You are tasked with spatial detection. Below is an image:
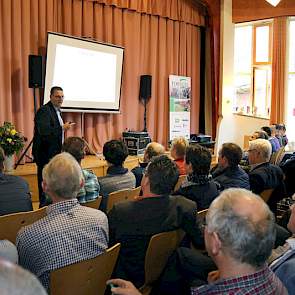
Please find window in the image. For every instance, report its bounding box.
[286,19,295,142]
[233,22,272,118]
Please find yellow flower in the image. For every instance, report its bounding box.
[7,138,12,143]
[10,129,16,135]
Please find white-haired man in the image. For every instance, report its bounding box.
[192,188,287,294]
[248,139,285,212]
[16,153,108,291]
[108,188,288,294]
[131,141,165,187]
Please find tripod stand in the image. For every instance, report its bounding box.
[15,87,38,169]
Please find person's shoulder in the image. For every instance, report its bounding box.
[112,199,137,213]
[169,194,196,208]
[16,215,47,242]
[82,168,97,179]
[13,175,29,187]
[80,205,107,220]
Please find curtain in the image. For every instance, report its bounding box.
[0,0,203,153]
[270,17,287,124]
[85,0,205,26]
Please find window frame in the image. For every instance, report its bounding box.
[233,20,273,119]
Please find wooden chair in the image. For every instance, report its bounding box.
[174,175,187,192]
[50,243,121,295]
[139,229,185,295]
[106,186,141,213]
[81,196,102,209]
[197,209,208,221]
[260,189,274,203]
[270,147,285,166]
[0,207,47,243]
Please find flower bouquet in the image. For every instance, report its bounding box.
[0,122,25,156]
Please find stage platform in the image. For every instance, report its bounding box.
[9,155,143,207]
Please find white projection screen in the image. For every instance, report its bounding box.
[44,32,124,113]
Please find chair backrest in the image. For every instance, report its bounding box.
[197,209,208,221]
[81,196,102,209]
[50,243,121,295]
[270,147,285,165]
[143,229,185,288]
[0,207,47,243]
[174,175,187,192]
[274,147,285,166]
[107,186,141,213]
[260,189,274,203]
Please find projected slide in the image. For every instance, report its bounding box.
[44,32,124,113]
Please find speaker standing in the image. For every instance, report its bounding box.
[32,86,74,207]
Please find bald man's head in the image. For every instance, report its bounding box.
[205,188,275,268]
[143,142,165,162]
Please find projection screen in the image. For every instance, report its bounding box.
[44,32,124,113]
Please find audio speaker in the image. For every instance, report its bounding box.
[29,55,43,88]
[139,75,152,100]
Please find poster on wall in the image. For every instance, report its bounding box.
[169,75,191,141]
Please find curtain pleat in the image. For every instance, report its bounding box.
[0,0,201,153]
[270,17,287,124]
[85,0,205,26]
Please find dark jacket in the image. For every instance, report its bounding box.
[131,162,148,187]
[0,173,32,215]
[249,162,285,212]
[174,176,220,210]
[211,166,250,190]
[108,195,202,287]
[280,157,295,197]
[32,101,62,167]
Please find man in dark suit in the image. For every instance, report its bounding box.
[108,155,203,288]
[32,86,73,207]
[248,138,285,213]
[0,147,32,215]
[211,143,250,190]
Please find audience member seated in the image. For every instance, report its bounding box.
[281,156,295,197]
[274,124,283,147]
[62,136,100,204]
[108,155,203,288]
[98,140,136,211]
[174,144,220,210]
[170,137,188,175]
[108,188,288,295]
[211,143,250,190]
[252,130,269,140]
[262,126,280,153]
[0,240,18,264]
[269,199,295,292]
[279,124,288,146]
[0,259,47,295]
[248,139,285,213]
[16,152,108,291]
[131,142,165,187]
[191,188,287,294]
[0,147,32,216]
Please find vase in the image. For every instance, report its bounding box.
[4,155,15,172]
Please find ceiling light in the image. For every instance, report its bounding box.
[265,0,281,6]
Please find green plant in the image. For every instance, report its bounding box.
[0,122,25,156]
